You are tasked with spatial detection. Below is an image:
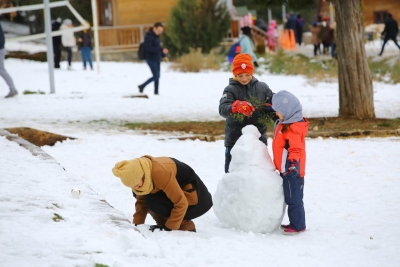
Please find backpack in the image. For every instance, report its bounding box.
[138,42,146,60]
[227,37,243,63]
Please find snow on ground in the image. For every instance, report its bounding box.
[0,59,399,132]
[2,128,399,266]
[4,41,47,54]
[1,57,400,266]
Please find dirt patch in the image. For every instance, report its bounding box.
[125,117,400,137]
[5,127,76,147]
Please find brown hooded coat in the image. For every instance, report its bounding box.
[133,156,212,230]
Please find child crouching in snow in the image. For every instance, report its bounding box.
[271,90,309,235]
[219,53,274,173]
[112,155,213,232]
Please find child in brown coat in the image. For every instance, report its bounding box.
[112,155,213,232]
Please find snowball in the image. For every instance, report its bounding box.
[213,125,285,233]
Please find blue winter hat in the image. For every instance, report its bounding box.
[271,90,303,124]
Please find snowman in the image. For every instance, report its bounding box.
[213,125,285,233]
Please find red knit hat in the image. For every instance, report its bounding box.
[232,54,254,76]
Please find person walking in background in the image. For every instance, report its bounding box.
[296,14,304,46]
[51,18,62,69]
[285,13,297,44]
[77,23,93,70]
[267,20,278,52]
[239,26,258,67]
[378,13,400,56]
[0,23,18,98]
[330,21,337,58]
[138,22,168,95]
[318,17,331,55]
[310,21,321,56]
[60,19,76,70]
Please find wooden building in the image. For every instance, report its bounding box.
[96,0,178,51]
[362,0,400,25]
[97,0,178,26]
[94,0,264,52]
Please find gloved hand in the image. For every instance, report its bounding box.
[231,100,255,117]
[262,103,275,113]
[149,225,171,232]
[284,159,299,178]
[253,61,259,67]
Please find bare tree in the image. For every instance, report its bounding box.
[334,0,375,118]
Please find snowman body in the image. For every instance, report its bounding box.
[213,125,285,233]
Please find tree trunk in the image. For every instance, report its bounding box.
[334,0,375,118]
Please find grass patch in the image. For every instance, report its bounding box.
[377,122,392,127]
[258,49,400,84]
[52,203,60,209]
[368,57,400,84]
[5,51,47,62]
[260,48,337,83]
[95,264,109,267]
[52,213,64,222]
[125,121,227,135]
[172,48,223,72]
[123,117,400,136]
[23,90,45,95]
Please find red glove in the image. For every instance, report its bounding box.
[231,100,255,117]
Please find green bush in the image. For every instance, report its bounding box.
[162,0,231,58]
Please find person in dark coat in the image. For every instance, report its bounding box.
[285,13,298,44]
[296,14,304,46]
[112,155,213,232]
[138,22,169,95]
[378,13,400,56]
[51,19,62,69]
[219,54,274,173]
[0,23,18,98]
[318,17,331,55]
[77,24,93,70]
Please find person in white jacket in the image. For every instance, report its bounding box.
[60,19,76,70]
[239,26,258,67]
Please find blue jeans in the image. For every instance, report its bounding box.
[224,146,233,173]
[331,43,336,58]
[65,47,72,66]
[81,47,93,68]
[282,175,306,230]
[140,59,160,94]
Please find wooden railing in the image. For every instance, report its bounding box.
[97,24,269,52]
[98,24,153,52]
[251,25,268,46]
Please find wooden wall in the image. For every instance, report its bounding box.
[115,0,179,25]
[363,0,400,25]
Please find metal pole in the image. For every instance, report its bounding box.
[282,5,286,23]
[329,2,334,23]
[91,0,101,73]
[268,8,272,23]
[43,0,55,94]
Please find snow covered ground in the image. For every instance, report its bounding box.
[2,130,400,266]
[1,57,400,266]
[0,59,399,132]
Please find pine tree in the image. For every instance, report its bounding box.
[163,0,231,57]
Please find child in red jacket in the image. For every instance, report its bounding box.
[271,90,309,235]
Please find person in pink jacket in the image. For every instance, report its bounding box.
[267,20,277,52]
